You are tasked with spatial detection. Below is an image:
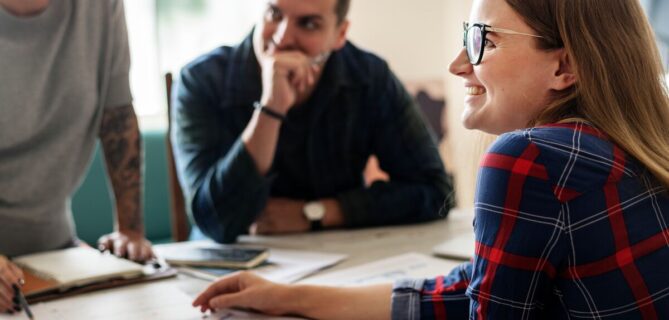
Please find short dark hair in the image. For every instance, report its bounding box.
[335,0,350,24]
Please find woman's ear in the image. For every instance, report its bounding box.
[551,49,577,90]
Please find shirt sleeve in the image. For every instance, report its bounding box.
[103,0,132,109]
[171,64,271,244]
[391,262,472,320]
[337,68,455,227]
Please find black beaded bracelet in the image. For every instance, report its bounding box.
[253,101,286,121]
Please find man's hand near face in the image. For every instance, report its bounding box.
[240,48,325,176]
[259,51,321,113]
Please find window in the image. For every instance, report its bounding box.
[123,0,265,129]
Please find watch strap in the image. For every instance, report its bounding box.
[310,220,323,231]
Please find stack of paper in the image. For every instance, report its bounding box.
[300,252,462,286]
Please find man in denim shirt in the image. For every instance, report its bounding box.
[172,0,454,244]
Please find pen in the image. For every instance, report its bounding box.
[13,285,33,320]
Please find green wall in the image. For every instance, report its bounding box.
[71,130,175,244]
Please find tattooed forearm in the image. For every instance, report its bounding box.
[99,104,144,234]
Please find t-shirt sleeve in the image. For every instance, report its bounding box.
[103,0,132,109]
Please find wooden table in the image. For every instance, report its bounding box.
[6,208,474,319]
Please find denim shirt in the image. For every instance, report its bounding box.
[172,32,454,243]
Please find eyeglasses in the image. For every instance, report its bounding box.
[463,22,543,65]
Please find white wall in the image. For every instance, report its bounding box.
[346,0,445,81]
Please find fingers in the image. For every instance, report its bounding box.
[139,243,155,262]
[272,53,319,94]
[192,272,243,308]
[98,233,154,262]
[254,220,273,235]
[208,291,247,311]
[248,223,259,236]
[0,262,22,297]
[114,239,153,262]
[127,242,138,261]
[252,212,274,235]
[112,237,128,259]
[6,263,23,285]
[97,234,113,252]
[193,274,281,316]
[0,261,22,314]
[0,285,12,313]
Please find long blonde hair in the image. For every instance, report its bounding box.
[506,0,669,190]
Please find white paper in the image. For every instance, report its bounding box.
[252,248,347,283]
[211,309,304,319]
[300,252,462,286]
[155,241,347,284]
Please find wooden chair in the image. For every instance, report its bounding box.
[165,73,190,242]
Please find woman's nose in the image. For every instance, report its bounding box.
[449,48,473,77]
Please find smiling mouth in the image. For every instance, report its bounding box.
[466,86,486,96]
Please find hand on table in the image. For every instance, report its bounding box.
[97,230,154,262]
[193,272,289,316]
[249,198,308,235]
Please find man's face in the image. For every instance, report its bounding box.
[254,0,349,61]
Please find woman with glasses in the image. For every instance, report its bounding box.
[192,0,669,318]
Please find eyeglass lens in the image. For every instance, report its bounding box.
[466,25,483,64]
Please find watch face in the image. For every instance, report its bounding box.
[304,202,325,221]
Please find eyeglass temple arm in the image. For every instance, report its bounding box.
[485,26,543,38]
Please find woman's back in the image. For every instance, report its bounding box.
[470,122,669,318]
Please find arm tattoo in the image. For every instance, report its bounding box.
[99,104,143,234]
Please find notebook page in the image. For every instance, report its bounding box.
[14,247,144,285]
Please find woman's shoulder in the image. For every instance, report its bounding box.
[491,123,631,202]
[494,122,613,159]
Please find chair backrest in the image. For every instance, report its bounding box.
[165,72,190,242]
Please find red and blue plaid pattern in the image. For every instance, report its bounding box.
[414,123,669,319]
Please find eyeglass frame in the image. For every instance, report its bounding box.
[463,22,544,66]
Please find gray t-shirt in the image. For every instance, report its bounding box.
[0,0,132,256]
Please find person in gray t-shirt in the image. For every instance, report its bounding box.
[0,0,153,312]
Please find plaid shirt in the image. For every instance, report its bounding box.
[172,32,453,244]
[393,123,669,319]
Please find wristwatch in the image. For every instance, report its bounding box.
[303,201,325,231]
